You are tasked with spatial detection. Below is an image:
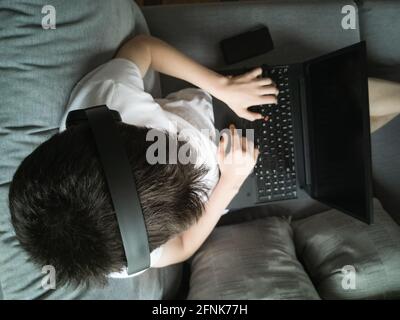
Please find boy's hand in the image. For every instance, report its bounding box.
[218,124,260,193]
[213,67,279,121]
[155,125,259,268]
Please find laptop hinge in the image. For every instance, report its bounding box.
[299,75,313,191]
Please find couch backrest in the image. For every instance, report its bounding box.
[0,0,169,300]
[143,0,361,95]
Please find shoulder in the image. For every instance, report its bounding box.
[60,59,171,132]
[75,58,144,92]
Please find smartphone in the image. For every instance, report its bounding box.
[220,26,274,65]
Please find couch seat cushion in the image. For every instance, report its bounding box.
[293,199,400,299]
[188,217,320,299]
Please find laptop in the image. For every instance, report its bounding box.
[213,41,373,224]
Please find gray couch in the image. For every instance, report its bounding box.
[0,0,399,300]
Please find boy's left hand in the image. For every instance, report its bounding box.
[213,67,279,121]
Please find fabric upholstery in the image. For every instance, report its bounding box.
[0,0,172,300]
[2,0,399,300]
[188,217,320,300]
[358,0,400,82]
[293,199,400,299]
[143,0,360,96]
[190,199,400,300]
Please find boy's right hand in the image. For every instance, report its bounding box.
[212,67,278,121]
[217,124,259,193]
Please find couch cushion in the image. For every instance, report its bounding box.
[188,217,320,300]
[358,0,400,82]
[293,199,400,299]
[0,0,171,300]
[143,0,360,96]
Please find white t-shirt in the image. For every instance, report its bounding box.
[59,58,219,274]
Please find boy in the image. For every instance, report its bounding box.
[9,34,399,285]
[9,35,278,285]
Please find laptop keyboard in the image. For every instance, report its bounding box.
[254,65,297,201]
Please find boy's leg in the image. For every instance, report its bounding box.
[368,78,400,132]
[370,113,399,133]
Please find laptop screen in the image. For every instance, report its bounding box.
[305,42,373,223]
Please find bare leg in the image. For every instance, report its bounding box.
[370,113,399,133]
[368,77,400,133]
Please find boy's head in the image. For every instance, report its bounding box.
[9,123,208,286]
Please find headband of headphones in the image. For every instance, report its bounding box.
[66,105,150,275]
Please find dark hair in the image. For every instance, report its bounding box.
[8,123,209,286]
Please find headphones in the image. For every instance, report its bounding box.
[66,105,150,275]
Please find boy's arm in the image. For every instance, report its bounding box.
[116,34,223,93]
[116,34,278,121]
[153,125,258,267]
[153,175,239,267]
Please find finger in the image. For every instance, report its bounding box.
[242,135,258,160]
[241,109,264,122]
[218,135,226,161]
[220,131,230,153]
[230,124,241,151]
[241,136,249,152]
[255,78,273,86]
[261,95,278,104]
[243,67,263,80]
[243,136,256,154]
[258,86,280,96]
[254,146,260,161]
